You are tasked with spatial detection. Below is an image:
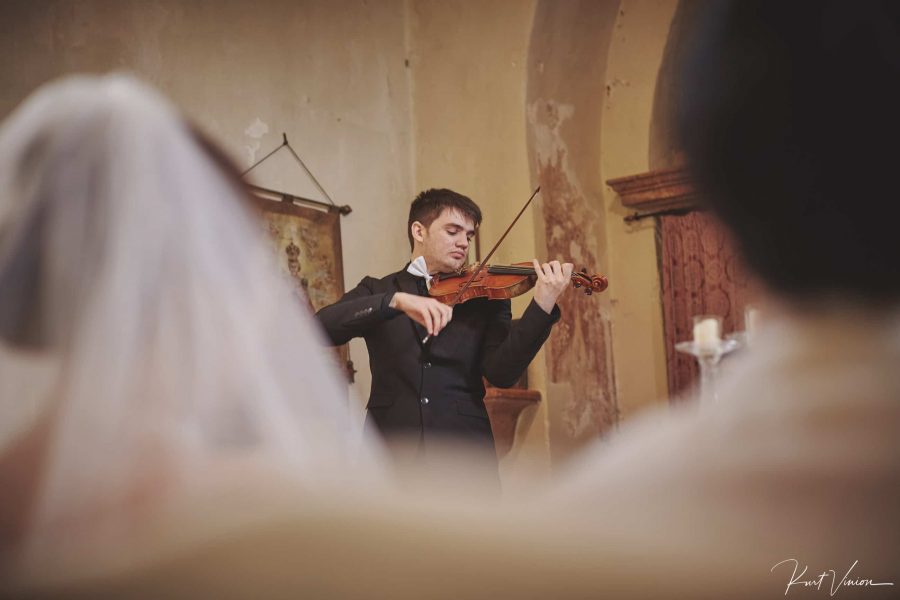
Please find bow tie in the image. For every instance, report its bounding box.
[407,256,433,290]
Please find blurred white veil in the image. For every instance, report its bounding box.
[0,75,384,575]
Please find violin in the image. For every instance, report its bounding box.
[420,186,608,342]
[428,262,608,305]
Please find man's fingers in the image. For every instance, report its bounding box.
[405,297,453,337]
[549,260,562,279]
[428,305,437,332]
[532,259,547,282]
[425,301,452,336]
[421,307,434,336]
[430,304,445,335]
[536,259,550,281]
[562,262,574,278]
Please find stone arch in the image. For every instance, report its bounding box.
[525,0,679,462]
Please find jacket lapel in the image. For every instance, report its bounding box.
[393,267,428,346]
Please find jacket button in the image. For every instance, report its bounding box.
[424,362,432,368]
[421,397,430,405]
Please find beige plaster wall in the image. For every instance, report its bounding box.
[601,0,678,418]
[408,0,537,268]
[0,0,415,424]
[406,0,551,484]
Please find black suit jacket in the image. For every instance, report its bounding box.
[314,266,560,453]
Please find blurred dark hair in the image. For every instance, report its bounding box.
[676,0,900,302]
[188,124,257,204]
[407,188,481,251]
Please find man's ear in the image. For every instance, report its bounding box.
[411,221,426,243]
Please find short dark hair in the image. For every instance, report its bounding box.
[676,0,900,303]
[407,188,482,251]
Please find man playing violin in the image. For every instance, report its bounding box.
[315,188,572,475]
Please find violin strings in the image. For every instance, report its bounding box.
[487,265,587,277]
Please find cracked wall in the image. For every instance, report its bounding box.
[526,0,621,463]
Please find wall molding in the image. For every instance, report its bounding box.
[606,165,699,214]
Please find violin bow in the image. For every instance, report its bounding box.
[422,186,540,344]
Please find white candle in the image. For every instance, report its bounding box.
[745,306,759,345]
[693,316,721,352]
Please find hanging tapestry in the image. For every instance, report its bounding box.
[250,192,353,382]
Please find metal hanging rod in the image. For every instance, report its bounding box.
[624,206,702,223]
[242,132,349,215]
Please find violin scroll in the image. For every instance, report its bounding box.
[572,268,609,295]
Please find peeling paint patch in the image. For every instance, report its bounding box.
[528,98,617,439]
[244,140,261,166]
[243,118,270,165]
[245,117,269,139]
[569,240,584,263]
[604,78,630,98]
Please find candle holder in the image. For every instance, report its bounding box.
[675,336,742,405]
